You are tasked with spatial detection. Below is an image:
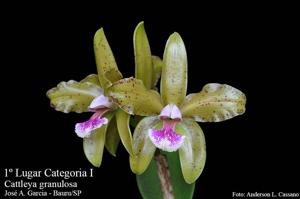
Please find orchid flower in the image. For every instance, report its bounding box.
[47,28,134,167]
[46,21,246,199]
[108,33,246,184]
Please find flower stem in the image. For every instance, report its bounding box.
[155,153,174,199]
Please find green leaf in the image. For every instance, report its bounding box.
[137,152,195,199]
[136,158,164,199]
[134,21,152,89]
[161,32,187,107]
[46,75,102,113]
[94,28,122,90]
[165,152,195,199]
[177,119,206,184]
[115,109,133,156]
[105,116,120,156]
[151,56,163,89]
[181,83,246,122]
[83,112,114,167]
[108,77,163,116]
[130,116,159,174]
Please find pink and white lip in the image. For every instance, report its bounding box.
[148,104,185,152]
[75,94,113,138]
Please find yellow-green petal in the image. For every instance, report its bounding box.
[181,83,246,122]
[177,119,206,184]
[105,116,120,157]
[46,75,102,113]
[94,28,122,91]
[151,55,163,89]
[161,32,187,106]
[83,112,114,167]
[130,116,159,174]
[134,21,152,89]
[108,77,163,116]
[116,109,133,156]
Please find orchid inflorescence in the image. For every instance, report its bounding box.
[47,21,246,198]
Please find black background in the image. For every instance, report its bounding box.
[2,4,298,199]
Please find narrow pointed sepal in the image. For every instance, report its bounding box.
[151,56,163,89]
[94,28,122,90]
[134,21,152,89]
[105,116,120,156]
[115,109,133,156]
[161,32,187,107]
